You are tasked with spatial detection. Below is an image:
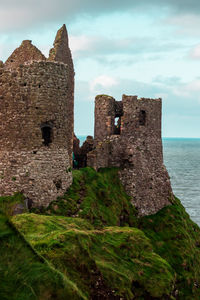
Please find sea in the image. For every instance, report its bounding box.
[163,138,200,226]
[78,136,200,226]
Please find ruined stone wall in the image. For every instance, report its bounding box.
[0,61,73,206]
[94,95,116,145]
[49,25,74,161]
[5,40,46,70]
[73,135,94,168]
[88,94,173,216]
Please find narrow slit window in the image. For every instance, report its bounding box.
[114,117,121,135]
[41,125,52,146]
[139,110,146,126]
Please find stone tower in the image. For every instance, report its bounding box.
[88,94,173,216]
[0,25,74,207]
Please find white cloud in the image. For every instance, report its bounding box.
[90,75,118,94]
[70,35,95,58]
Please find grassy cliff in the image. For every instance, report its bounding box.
[1,168,200,299]
[13,213,175,299]
[0,194,86,300]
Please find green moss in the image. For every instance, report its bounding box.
[0,212,85,300]
[0,192,26,216]
[139,197,200,299]
[45,167,138,228]
[13,213,93,237]
[96,94,114,99]
[13,213,175,299]
[2,168,200,299]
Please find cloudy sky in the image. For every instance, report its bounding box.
[0,0,200,137]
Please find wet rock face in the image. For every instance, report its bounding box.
[0,26,74,207]
[87,94,173,216]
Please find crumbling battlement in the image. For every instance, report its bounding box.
[87,94,173,216]
[0,25,74,207]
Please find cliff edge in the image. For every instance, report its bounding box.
[1,168,200,300]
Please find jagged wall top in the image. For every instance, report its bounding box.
[48,24,74,161]
[5,40,46,70]
[87,94,173,216]
[48,24,74,69]
[3,24,74,72]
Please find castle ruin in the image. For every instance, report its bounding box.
[86,95,173,216]
[0,25,74,207]
[0,25,173,215]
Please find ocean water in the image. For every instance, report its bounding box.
[163,138,200,226]
[78,136,200,226]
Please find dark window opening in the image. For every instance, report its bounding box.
[114,116,121,135]
[53,179,62,190]
[139,110,146,126]
[41,125,52,146]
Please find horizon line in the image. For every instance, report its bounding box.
[76,135,200,139]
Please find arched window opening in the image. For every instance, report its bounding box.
[114,116,121,135]
[139,110,146,126]
[41,125,53,146]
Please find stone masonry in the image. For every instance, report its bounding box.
[87,94,173,216]
[0,25,74,207]
[1,24,172,215]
